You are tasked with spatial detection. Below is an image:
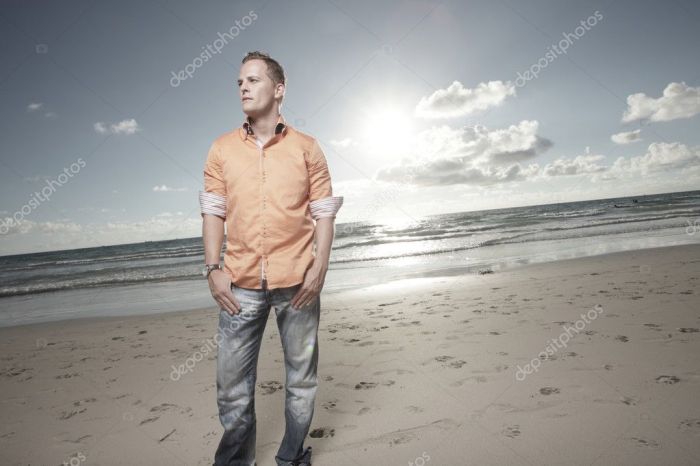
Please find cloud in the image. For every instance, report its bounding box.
[610,142,700,175]
[94,118,140,135]
[544,143,700,180]
[329,138,357,149]
[36,222,83,233]
[415,80,516,119]
[622,82,700,123]
[611,129,642,144]
[543,154,607,177]
[153,185,188,192]
[375,120,551,186]
[378,160,540,186]
[27,102,56,118]
[374,101,700,186]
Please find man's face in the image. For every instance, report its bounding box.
[237,59,283,117]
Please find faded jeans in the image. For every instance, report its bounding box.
[213,282,319,466]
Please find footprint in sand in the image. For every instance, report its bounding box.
[432,355,466,368]
[502,425,521,438]
[389,433,414,445]
[59,408,87,420]
[655,375,680,384]
[434,355,454,362]
[355,381,377,390]
[615,335,629,343]
[378,301,401,307]
[358,406,378,415]
[539,387,560,395]
[322,400,337,410]
[354,380,395,390]
[620,396,638,406]
[150,403,192,415]
[309,427,335,438]
[630,437,661,449]
[372,368,414,376]
[405,405,424,413]
[678,328,699,333]
[679,419,700,434]
[258,381,283,394]
[73,397,97,407]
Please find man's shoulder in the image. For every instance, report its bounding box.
[286,126,320,150]
[210,129,243,148]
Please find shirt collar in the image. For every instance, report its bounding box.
[240,114,287,140]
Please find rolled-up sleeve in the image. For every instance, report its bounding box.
[307,139,343,220]
[200,141,227,219]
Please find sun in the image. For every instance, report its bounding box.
[361,105,415,157]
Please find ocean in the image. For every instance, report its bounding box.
[1,190,699,327]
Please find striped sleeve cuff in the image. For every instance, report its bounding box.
[199,191,227,219]
[309,196,343,220]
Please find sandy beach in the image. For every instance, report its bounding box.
[1,243,699,465]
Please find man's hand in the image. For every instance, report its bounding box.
[208,270,241,315]
[291,261,327,309]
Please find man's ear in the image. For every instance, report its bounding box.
[275,82,285,99]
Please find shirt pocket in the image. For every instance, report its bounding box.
[271,155,309,209]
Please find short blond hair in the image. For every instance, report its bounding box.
[242,51,286,85]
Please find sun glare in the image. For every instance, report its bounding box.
[361,106,415,157]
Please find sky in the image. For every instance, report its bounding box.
[1,0,699,255]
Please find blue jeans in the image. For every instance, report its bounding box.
[213,282,319,466]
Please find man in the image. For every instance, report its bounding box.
[199,51,343,466]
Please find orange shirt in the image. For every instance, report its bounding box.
[199,115,343,290]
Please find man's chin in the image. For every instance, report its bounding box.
[242,104,260,114]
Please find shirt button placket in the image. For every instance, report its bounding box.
[257,138,267,288]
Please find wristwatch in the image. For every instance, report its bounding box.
[203,263,222,278]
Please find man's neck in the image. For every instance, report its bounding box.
[247,112,280,143]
